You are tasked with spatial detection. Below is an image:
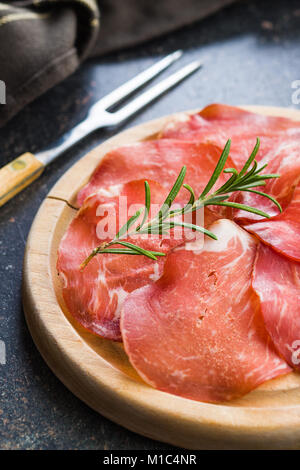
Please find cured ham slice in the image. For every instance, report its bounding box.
[252,243,300,369]
[57,180,185,341]
[121,219,290,403]
[161,103,300,170]
[230,138,300,223]
[161,104,300,221]
[77,140,234,206]
[244,182,300,261]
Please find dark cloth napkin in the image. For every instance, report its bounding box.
[0,0,235,127]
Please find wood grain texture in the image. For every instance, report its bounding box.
[23,106,300,449]
[0,152,44,207]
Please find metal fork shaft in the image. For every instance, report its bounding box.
[36,111,114,165]
[113,60,203,124]
[37,52,184,165]
[89,50,182,115]
[36,57,202,166]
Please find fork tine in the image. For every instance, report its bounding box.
[90,50,183,114]
[112,60,203,124]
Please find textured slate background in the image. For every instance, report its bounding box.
[0,0,299,450]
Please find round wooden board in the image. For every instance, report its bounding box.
[23,106,300,450]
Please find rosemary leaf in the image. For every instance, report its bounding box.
[239,137,260,176]
[202,195,229,205]
[200,139,231,198]
[223,168,239,175]
[98,249,143,255]
[169,183,195,218]
[231,181,266,191]
[215,170,238,194]
[242,189,282,212]
[115,241,163,260]
[182,183,196,206]
[212,201,271,218]
[157,165,187,220]
[254,163,268,173]
[136,180,151,231]
[166,221,218,240]
[101,248,166,256]
[115,207,143,239]
[254,174,281,180]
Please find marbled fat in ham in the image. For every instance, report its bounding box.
[121,220,291,403]
[58,104,299,402]
[57,180,185,341]
[244,182,300,261]
[252,243,300,369]
[161,104,300,221]
[77,140,234,206]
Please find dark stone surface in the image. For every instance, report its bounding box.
[0,0,299,450]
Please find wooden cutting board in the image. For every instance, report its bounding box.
[23,106,300,450]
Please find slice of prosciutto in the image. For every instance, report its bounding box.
[230,137,300,223]
[252,243,300,369]
[161,104,300,221]
[57,179,185,341]
[77,140,234,206]
[161,103,300,170]
[244,181,300,261]
[121,219,290,403]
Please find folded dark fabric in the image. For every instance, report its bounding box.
[0,0,99,126]
[95,0,236,56]
[0,0,236,127]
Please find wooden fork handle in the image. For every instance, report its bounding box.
[0,153,44,207]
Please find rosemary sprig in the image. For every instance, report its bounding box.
[80,138,281,269]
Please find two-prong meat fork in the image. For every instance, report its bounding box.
[0,51,202,207]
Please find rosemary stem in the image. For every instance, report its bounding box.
[80,138,282,269]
